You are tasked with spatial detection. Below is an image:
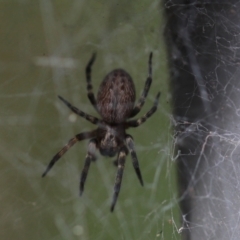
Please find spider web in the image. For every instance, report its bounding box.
[165,1,240,240]
[0,1,180,240]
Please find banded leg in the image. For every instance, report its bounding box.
[127,92,160,128]
[58,96,99,125]
[111,146,128,212]
[86,53,98,111]
[125,135,144,186]
[80,139,97,195]
[42,131,96,177]
[130,52,153,118]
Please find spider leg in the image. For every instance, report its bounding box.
[58,95,99,125]
[42,131,96,177]
[79,139,97,195]
[127,92,160,128]
[130,52,153,118]
[125,134,144,186]
[111,146,128,212]
[86,53,98,111]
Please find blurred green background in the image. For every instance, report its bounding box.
[0,1,180,239]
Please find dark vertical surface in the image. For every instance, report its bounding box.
[164,1,240,239]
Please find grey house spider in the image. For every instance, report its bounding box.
[42,52,160,211]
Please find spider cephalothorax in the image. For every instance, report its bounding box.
[96,125,124,157]
[42,52,160,211]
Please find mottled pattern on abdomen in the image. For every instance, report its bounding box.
[97,69,136,123]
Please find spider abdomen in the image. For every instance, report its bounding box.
[97,69,136,123]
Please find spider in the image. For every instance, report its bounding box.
[42,52,160,212]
